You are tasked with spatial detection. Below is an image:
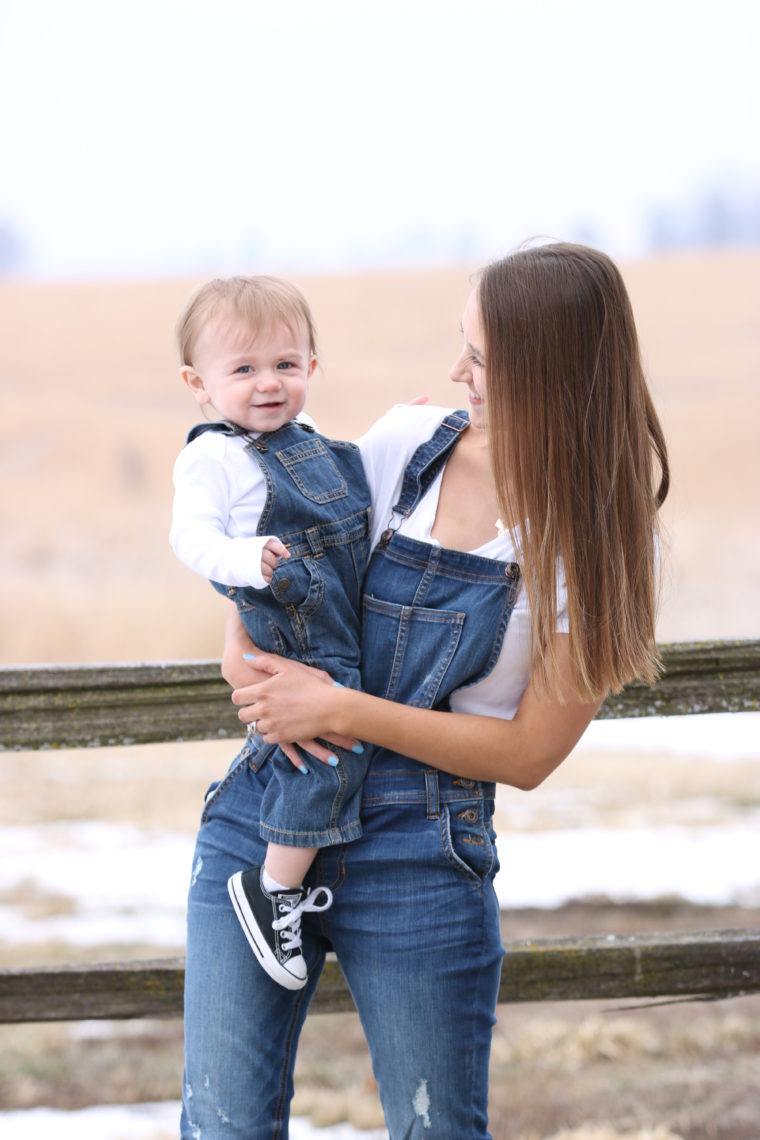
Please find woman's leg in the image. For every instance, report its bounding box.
[181,754,329,1139]
[321,795,503,1140]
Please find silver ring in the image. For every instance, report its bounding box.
[247,719,258,739]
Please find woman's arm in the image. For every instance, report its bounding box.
[222,600,259,688]
[234,634,602,791]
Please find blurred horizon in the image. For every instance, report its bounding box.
[1,0,758,283]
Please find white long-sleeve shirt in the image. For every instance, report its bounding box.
[170,430,278,589]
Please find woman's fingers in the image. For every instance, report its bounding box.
[259,736,354,770]
[320,731,365,755]
[295,739,341,765]
[235,652,332,690]
[279,742,310,774]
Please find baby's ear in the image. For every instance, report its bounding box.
[180,365,211,405]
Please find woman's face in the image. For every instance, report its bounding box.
[449,289,487,430]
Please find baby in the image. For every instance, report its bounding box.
[170,276,372,989]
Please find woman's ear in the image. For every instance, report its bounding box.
[180,365,212,405]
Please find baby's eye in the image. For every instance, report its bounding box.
[235,365,254,374]
[276,361,295,370]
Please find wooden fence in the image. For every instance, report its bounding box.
[1,639,759,1024]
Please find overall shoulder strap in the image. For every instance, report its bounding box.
[185,418,313,449]
[185,420,238,445]
[390,410,470,521]
[242,419,314,454]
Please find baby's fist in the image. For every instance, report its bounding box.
[260,538,290,583]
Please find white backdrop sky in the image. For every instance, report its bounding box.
[1,0,758,279]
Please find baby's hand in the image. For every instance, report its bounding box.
[260,538,290,583]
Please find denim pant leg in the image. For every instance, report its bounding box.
[181,755,328,1139]
[320,795,503,1140]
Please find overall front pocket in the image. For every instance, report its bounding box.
[361,595,465,708]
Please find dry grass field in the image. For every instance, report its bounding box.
[1,251,759,1137]
[1,249,759,665]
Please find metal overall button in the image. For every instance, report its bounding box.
[277,579,290,592]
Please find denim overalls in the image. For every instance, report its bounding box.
[182,412,523,1140]
[189,417,372,847]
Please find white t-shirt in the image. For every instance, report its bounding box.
[356,404,569,721]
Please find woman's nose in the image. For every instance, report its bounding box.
[449,350,469,383]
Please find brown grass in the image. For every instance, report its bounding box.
[1,250,759,665]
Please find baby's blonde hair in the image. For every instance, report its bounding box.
[176,275,318,366]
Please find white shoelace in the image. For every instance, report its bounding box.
[272,886,334,952]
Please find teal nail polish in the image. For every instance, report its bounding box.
[333,680,344,687]
[327,755,339,767]
[351,743,365,755]
[243,652,257,661]
[298,764,309,775]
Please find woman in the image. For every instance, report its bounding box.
[181,242,669,1139]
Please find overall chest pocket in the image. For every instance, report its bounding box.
[361,595,465,709]
[275,439,349,504]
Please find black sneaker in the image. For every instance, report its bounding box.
[227,867,333,990]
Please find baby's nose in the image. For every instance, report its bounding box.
[257,369,281,389]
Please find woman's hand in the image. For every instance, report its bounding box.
[222,603,362,770]
[232,653,363,770]
[232,653,350,747]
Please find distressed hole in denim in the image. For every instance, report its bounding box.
[191,856,204,886]
[413,1078,432,1128]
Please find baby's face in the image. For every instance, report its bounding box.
[185,315,315,433]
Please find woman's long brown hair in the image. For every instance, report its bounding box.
[479,242,669,700]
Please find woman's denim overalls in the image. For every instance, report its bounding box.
[189,417,372,847]
[182,412,523,1140]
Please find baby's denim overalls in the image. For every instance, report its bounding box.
[182,412,523,1140]
[188,417,372,847]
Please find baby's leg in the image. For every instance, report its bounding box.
[264,842,317,889]
[228,842,331,991]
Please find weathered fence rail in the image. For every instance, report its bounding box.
[1,640,758,752]
[1,639,758,1024]
[1,930,759,1024]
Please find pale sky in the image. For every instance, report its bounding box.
[1,0,758,279]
